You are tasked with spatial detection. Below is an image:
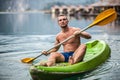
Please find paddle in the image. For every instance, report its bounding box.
[21,8,117,63]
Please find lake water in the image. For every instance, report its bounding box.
[0,0,120,80]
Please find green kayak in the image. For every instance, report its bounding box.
[30,40,111,80]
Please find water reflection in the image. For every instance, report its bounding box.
[0,13,29,35]
[0,13,58,35]
[0,12,120,35]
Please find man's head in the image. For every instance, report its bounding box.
[57,14,69,28]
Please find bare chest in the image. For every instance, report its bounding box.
[58,33,80,45]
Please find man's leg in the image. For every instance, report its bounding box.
[69,44,86,64]
[40,52,64,66]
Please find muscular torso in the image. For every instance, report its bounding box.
[56,27,80,52]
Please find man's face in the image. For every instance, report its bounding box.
[57,16,68,28]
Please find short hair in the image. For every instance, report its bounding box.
[58,14,66,17]
[57,14,68,20]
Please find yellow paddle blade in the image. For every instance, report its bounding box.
[94,8,117,26]
[21,54,43,63]
[89,8,117,27]
[21,58,34,63]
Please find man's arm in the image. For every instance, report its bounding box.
[73,28,91,39]
[80,31,91,39]
[42,36,61,55]
[47,39,61,53]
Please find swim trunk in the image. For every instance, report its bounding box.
[61,51,74,62]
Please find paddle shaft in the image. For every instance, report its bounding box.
[33,26,91,60]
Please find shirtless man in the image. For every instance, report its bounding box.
[41,15,91,66]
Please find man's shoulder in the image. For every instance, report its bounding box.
[56,32,62,38]
[70,27,80,31]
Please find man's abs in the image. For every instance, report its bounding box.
[63,43,80,52]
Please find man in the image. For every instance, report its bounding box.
[41,15,91,66]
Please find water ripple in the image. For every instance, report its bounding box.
[0,34,120,80]
[80,59,120,80]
